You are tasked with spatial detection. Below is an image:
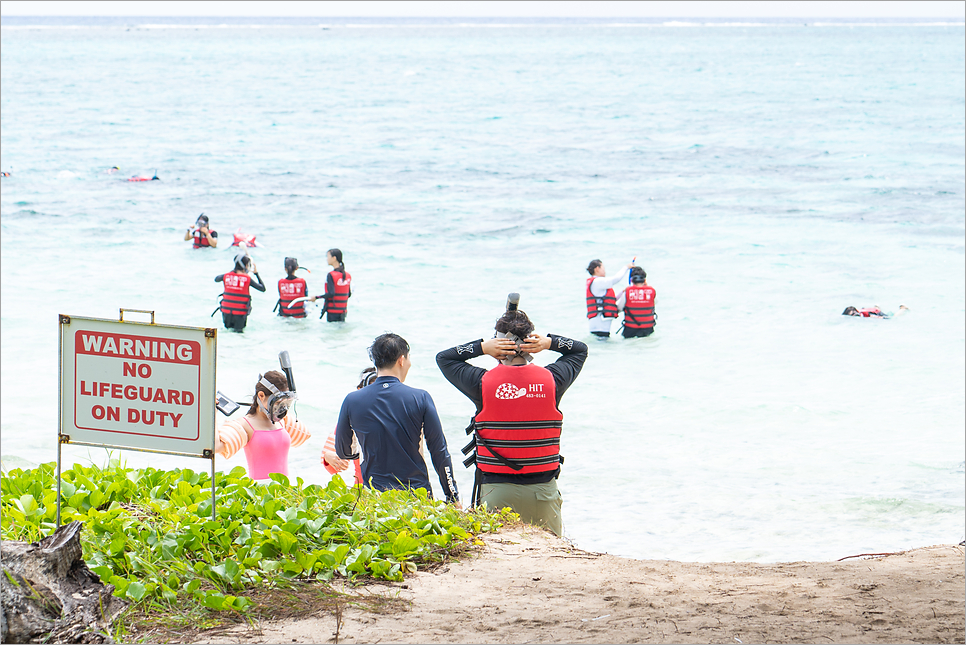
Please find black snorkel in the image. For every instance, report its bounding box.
[278,350,296,392]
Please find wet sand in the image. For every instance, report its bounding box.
[199,527,965,644]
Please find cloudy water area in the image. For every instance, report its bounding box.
[1,17,963,563]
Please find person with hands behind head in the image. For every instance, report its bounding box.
[215,253,265,332]
[215,370,311,481]
[436,305,588,536]
[334,333,460,505]
[185,213,218,248]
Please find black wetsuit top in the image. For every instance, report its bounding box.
[335,376,459,502]
[435,335,588,485]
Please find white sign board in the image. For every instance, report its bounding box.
[59,315,216,457]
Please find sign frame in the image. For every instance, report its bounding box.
[57,310,218,524]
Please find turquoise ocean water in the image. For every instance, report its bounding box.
[1,17,963,563]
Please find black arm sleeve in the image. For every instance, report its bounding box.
[544,335,589,406]
[214,274,225,283]
[436,340,487,412]
[250,273,266,292]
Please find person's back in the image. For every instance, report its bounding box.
[620,267,656,337]
[339,376,435,491]
[335,333,459,503]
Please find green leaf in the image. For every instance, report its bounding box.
[125,581,147,601]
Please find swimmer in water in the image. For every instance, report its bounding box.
[843,306,889,318]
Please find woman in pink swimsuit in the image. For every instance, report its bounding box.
[215,370,310,480]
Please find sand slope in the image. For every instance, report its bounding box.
[200,528,965,644]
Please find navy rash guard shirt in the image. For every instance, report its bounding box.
[335,376,459,502]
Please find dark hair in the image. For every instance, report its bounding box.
[284,257,298,277]
[356,366,377,390]
[369,333,410,369]
[495,310,534,339]
[842,306,860,316]
[586,259,602,275]
[247,370,287,415]
[630,266,647,283]
[328,248,344,272]
[197,213,209,224]
[234,254,251,272]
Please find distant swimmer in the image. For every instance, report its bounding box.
[585,259,634,338]
[1,171,10,178]
[843,306,889,318]
[214,253,266,332]
[617,266,657,338]
[127,170,159,182]
[184,213,218,248]
[107,166,120,174]
[276,257,309,318]
[309,248,352,323]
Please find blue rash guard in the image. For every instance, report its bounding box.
[335,376,459,502]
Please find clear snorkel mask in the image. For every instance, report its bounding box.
[495,331,533,365]
[257,375,298,423]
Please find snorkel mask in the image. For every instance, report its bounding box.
[495,293,533,365]
[257,375,297,423]
[495,331,533,365]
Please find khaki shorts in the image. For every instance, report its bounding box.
[480,480,563,536]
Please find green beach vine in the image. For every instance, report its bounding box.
[1,462,512,616]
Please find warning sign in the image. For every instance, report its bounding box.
[60,315,216,457]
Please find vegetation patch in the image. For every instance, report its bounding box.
[2,462,514,642]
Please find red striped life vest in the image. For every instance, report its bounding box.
[192,229,215,248]
[278,277,307,317]
[473,364,563,475]
[328,270,351,315]
[220,272,252,316]
[586,278,618,319]
[623,285,656,329]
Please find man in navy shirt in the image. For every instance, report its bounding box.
[335,333,460,503]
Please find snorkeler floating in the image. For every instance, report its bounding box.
[127,169,159,182]
[842,305,909,319]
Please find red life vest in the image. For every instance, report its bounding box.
[859,307,885,318]
[623,285,656,329]
[278,277,307,317]
[586,278,618,319]
[473,364,563,475]
[192,229,215,249]
[220,272,252,316]
[328,270,351,315]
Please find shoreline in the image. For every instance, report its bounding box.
[198,526,965,644]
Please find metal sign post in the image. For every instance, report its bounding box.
[57,310,218,526]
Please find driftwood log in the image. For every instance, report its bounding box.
[1,521,126,644]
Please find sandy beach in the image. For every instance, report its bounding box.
[198,527,964,644]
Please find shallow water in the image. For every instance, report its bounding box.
[1,17,963,562]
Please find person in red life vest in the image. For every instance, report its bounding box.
[842,306,890,318]
[184,213,218,248]
[586,259,634,338]
[617,266,657,338]
[321,367,377,485]
[214,253,266,332]
[215,370,311,481]
[276,256,308,318]
[436,309,588,536]
[309,248,352,322]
